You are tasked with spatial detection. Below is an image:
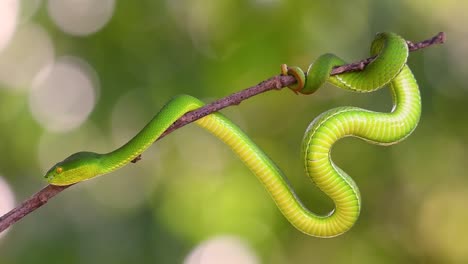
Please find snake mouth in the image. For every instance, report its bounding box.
[47,177,73,186]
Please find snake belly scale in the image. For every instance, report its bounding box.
[45,32,421,238]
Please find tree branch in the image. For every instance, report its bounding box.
[0,32,445,234]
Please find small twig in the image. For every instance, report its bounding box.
[406,32,445,51]
[0,32,445,234]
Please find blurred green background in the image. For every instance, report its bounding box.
[0,0,465,263]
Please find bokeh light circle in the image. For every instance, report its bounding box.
[48,0,115,36]
[0,0,18,53]
[0,23,54,91]
[184,236,259,264]
[29,56,98,132]
[0,177,16,240]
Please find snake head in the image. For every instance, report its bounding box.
[45,151,101,186]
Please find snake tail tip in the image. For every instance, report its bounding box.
[280,64,288,76]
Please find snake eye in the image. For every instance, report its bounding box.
[56,167,63,174]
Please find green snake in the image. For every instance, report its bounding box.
[45,32,421,238]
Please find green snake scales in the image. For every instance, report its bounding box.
[45,32,421,237]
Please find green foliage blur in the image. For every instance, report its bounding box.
[0,0,466,263]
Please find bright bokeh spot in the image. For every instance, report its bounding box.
[0,177,16,240]
[29,56,98,132]
[48,0,115,36]
[0,0,18,53]
[0,23,54,90]
[184,236,259,264]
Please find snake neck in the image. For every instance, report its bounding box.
[98,136,153,175]
[98,129,159,175]
[97,95,200,175]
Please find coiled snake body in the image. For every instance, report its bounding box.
[45,32,421,237]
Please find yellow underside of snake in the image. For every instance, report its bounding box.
[45,32,421,238]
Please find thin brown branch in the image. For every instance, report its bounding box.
[0,32,445,234]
